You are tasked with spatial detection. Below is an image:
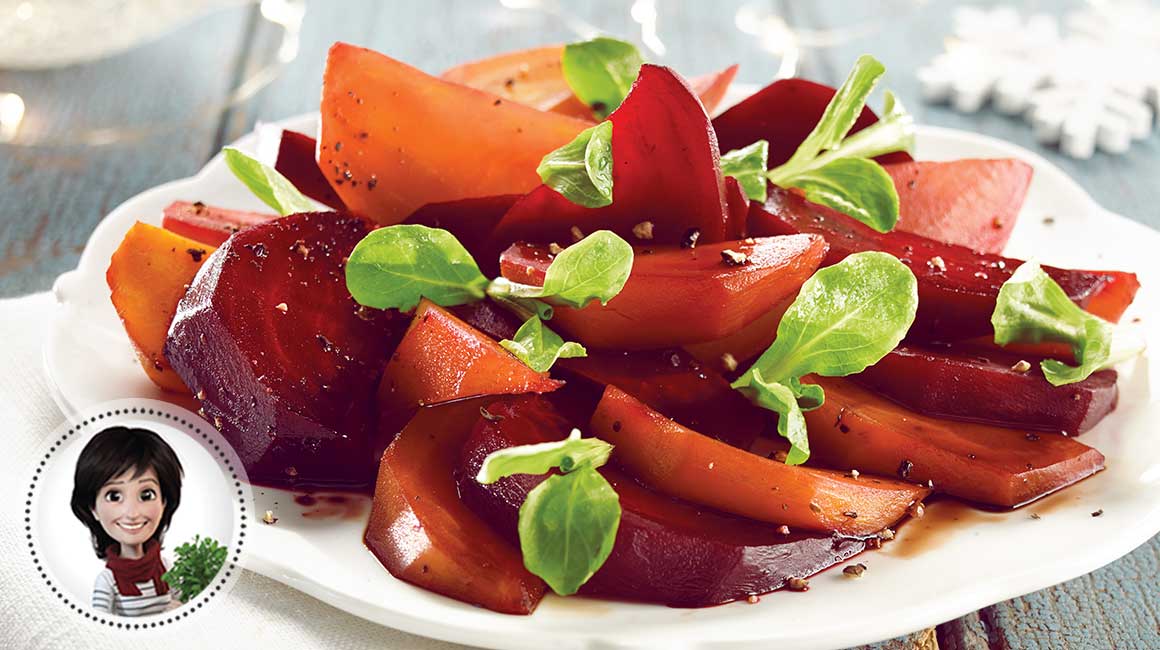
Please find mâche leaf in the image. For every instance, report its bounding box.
[519,467,621,596]
[500,315,588,373]
[561,37,643,118]
[476,429,621,596]
[487,230,633,309]
[345,224,489,311]
[476,428,612,483]
[720,140,770,201]
[537,121,614,208]
[992,261,1143,386]
[764,56,914,233]
[732,251,918,463]
[788,157,900,233]
[222,147,316,216]
[784,54,885,165]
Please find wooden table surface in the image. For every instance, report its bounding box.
[1,1,1157,648]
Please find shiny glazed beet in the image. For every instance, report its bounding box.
[751,188,1139,341]
[274,130,347,210]
[161,200,274,247]
[366,400,545,614]
[712,77,912,169]
[886,159,1033,254]
[377,299,562,417]
[499,234,827,349]
[456,396,869,607]
[590,386,929,535]
[319,42,588,225]
[557,348,767,450]
[805,377,1106,507]
[853,344,1118,434]
[489,65,734,249]
[165,212,399,489]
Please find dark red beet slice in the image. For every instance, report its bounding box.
[488,65,732,249]
[161,200,275,247]
[723,176,750,239]
[456,396,868,608]
[165,212,401,489]
[713,77,913,167]
[750,188,1139,342]
[275,130,348,211]
[854,344,1118,434]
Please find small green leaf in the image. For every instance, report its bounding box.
[784,157,899,233]
[222,147,315,216]
[345,224,488,311]
[475,428,612,484]
[537,121,614,208]
[733,370,810,465]
[785,54,885,166]
[992,261,1141,386]
[500,315,587,373]
[720,140,770,201]
[518,466,621,595]
[561,37,643,118]
[764,56,914,231]
[487,230,634,309]
[732,252,918,462]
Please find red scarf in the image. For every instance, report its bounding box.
[105,539,169,596]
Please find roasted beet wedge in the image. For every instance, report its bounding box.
[320,42,588,225]
[557,348,767,450]
[751,188,1139,341]
[377,299,562,416]
[165,212,399,489]
[887,159,1032,254]
[440,44,739,119]
[854,344,1118,434]
[499,234,827,349]
[806,377,1106,507]
[457,396,870,607]
[366,399,546,614]
[489,65,734,249]
[161,201,274,247]
[713,77,912,168]
[275,130,347,210]
[590,386,928,535]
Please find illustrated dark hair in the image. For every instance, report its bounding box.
[70,427,184,559]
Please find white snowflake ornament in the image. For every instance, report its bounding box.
[919,3,1160,159]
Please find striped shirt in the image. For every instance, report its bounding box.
[91,562,176,616]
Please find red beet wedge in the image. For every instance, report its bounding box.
[887,159,1033,254]
[805,377,1106,507]
[854,344,1118,434]
[456,396,870,607]
[165,212,400,489]
[403,194,520,277]
[751,188,1139,342]
[366,399,545,615]
[489,65,734,249]
[274,130,348,211]
[161,200,274,247]
[712,77,912,168]
[499,234,827,349]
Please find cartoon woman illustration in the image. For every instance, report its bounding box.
[70,426,184,616]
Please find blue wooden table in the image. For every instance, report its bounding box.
[2,1,1157,647]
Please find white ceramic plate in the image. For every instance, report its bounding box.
[45,91,1160,649]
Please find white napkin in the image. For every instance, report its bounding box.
[0,292,470,649]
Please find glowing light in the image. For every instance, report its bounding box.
[0,93,26,142]
[15,2,34,21]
